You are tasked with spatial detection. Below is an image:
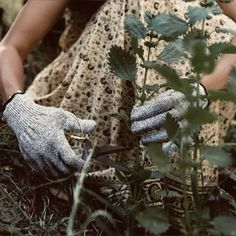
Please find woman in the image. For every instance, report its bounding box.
[0,0,236,228]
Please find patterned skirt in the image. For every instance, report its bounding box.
[26,0,236,228]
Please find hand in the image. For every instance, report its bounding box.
[131,83,208,145]
[2,93,96,177]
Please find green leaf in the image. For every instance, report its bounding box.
[208,90,236,102]
[125,14,147,39]
[187,6,209,25]
[108,45,137,81]
[208,5,223,15]
[209,43,236,58]
[212,216,236,236]
[200,146,232,168]
[184,107,217,127]
[191,40,215,73]
[136,208,170,235]
[144,61,182,91]
[217,0,234,3]
[131,37,144,60]
[216,27,236,35]
[144,11,154,26]
[142,84,160,93]
[146,143,170,173]
[149,13,188,38]
[183,30,206,54]
[159,40,185,63]
[116,109,130,122]
[228,68,236,95]
[165,113,179,139]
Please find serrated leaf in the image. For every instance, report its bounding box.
[108,45,137,81]
[125,14,147,39]
[212,216,236,236]
[216,27,236,35]
[136,208,170,235]
[159,40,185,63]
[183,30,205,54]
[228,68,236,95]
[146,143,170,173]
[144,11,154,26]
[184,107,217,127]
[191,40,215,73]
[209,43,236,58]
[165,113,179,139]
[208,90,236,102]
[187,6,209,25]
[217,0,234,3]
[142,84,160,93]
[116,109,130,122]
[208,5,223,15]
[144,61,182,91]
[131,37,144,60]
[149,13,188,38]
[200,146,232,168]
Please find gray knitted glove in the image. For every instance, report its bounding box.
[131,83,208,146]
[2,93,96,177]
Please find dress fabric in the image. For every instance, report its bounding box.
[26,0,236,227]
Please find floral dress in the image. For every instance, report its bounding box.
[26,0,236,227]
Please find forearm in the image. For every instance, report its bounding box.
[0,46,24,103]
[201,36,236,90]
[0,0,70,104]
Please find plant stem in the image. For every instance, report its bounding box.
[141,36,153,103]
[66,142,96,236]
[201,20,206,37]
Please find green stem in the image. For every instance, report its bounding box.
[201,20,206,37]
[140,36,153,103]
[180,139,192,235]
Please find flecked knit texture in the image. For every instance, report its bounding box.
[131,83,207,144]
[3,94,96,177]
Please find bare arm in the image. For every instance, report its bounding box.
[0,0,70,103]
[201,0,236,90]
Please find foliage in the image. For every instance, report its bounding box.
[107,0,236,235]
[1,0,236,235]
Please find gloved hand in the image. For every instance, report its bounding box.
[131,83,208,147]
[2,93,96,177]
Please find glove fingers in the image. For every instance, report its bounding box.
[131,109,179,134]
[19,141,69,177]
[19,145,48,176]
[41,157,61,178]
[48,153,71,177]
[57,136,85,172]
[141,128,169,144]
[131,90,184,122]
[62,111,96,134]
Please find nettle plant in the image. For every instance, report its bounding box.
[107,0,236,235]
